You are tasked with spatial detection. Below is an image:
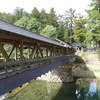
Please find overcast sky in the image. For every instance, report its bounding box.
[0,0,91,15]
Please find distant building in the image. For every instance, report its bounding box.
[70,43,83,51]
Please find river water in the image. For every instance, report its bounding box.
[5,78,100,100]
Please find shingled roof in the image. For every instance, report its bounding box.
[0,20,64,47]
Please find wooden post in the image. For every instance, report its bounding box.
[36,46,39,58]
[19,41,23,60]
[46,45,48,57]
[8,45,15,58]
[15,47,17,60]
[28,45,30,59]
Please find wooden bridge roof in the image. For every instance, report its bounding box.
[0,20,64,47]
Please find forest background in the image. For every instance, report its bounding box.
[0,0,100,48]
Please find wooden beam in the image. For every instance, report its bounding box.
[8,45,15,57]
[37,44,43,57]
[30,45,37,59]
[0,43,10,61]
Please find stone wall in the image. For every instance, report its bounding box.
[38,63,73,83]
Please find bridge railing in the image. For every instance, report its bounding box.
[0,55,73,80]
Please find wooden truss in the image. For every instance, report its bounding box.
[0,29,75,61]
[0,29,75,79]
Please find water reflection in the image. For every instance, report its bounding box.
[48,79,100,100]
[5,79,100,100]
[75,80,100,100]
[47,82,77,100]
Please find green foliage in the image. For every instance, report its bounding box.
[14,16,29,29]
[64,8,76,43]
[57,27,65,41]
[26,18,42,34]
[30,7,40,21]
[4,44,15,58]
[13,7,28,22]
[85,0,100,47]
[0,12,16,24]
[40,25,57,38]
[0,1,100,47]
[40,9,48,28]
[72,16,87,43]
[63,29,70,43]
[47,8,58,27]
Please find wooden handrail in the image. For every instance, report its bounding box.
[0,56,69,79]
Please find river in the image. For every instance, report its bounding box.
[4,78,100,100]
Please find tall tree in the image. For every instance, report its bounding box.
[65,8,76,43]
[13,7,25,21]
[72,15,87,43]
[57,14,69,42]
[47,8,58,27]
[30,7,40,21]
[40,9,48,28]
[85,0,100,47]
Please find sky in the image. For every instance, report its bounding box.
[0,0,92,15]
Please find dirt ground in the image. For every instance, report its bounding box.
[87,53,100,63]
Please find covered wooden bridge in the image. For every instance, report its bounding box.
[0,20,75,95]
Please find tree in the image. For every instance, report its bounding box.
[13,7,25,21]
[72,15,87,43]
[26,18,42,34]
[47,8,58,27]
[40,9,48,28]
[57,14,69,42]
[30,7,40,21]
[85,0,100,47]
[90,0,100,10]
[0,12,16,24]
[63,29,70,43]
[65,8,76,43]
[14,16,29,29]
[40,25,57,38]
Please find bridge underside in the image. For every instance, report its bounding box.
[0,59,72,96]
